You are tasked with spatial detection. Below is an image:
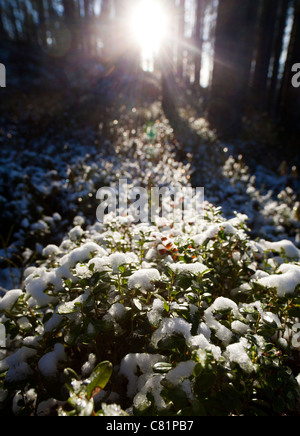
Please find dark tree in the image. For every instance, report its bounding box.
[46,0,56,19]
[62,0,78,53]
[208,0,259,135]
[7,1,20,41]
[278,0,300,132]
[176,0,185,80]
[0,0,7,40]
[161,0,177,116]
[267,0,290,116]
[252,0,279,112]
[193,0,205,88]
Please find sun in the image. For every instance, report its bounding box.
[130,0,168,70]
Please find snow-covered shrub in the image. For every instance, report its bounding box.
[1,206,300,416]
[1,103,300,416]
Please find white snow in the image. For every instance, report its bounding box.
[251,270,270,280]
[151,318,192,348]
[219,222,237,236]
[165,360,196,385]
[58,242,106,279]
[128,268,160,291]
[225,338,255,373]
[134,374,166,411]
[58,289,91,314]
[101,403,128,416]
[204,298,239,345]
[0,289,23,312]
[75,263,92,278]
[17,317,31,330]
[1,104,300,415]
[256,239,300,259]
[145,248,157,261]
[210,297,238,313]
[147,298,165,326]
[38,343,67,377]
[214,324,233,345]
[68,226,84,242]
[109,253,127,273]
[42,245,60,257]
[73,216,85,227]
[44,312,63,333]
[187,334,222,360]
[81,353,97,377]
[168,262,208,275]
[262,312,281,328]
[108,303,127,321]
[191,224,220,246]
[87,256,111,273]
[0,347,37,382]
[256,264,300,297]
[197,322,211,340]
[37,398,58,416]
[231,320,249,335]
[31,220,48,232]
[25,269,63,306]
[119,353,167,398]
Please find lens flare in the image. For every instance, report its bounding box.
[131,0,168,70]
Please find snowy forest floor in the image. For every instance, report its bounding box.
[0,66,299,292]
[1,61,300,416]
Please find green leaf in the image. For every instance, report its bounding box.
[86,361,113,400]
[191,400,207,416]
[163,302,170,312]
[118,265,126,273]
[288,304,300,318]
[153,362,173,374]
[193,363,203,377]
[64,368,79,392]
[157,334,186,352]
[133,298,143,311]
[177,276,193,290]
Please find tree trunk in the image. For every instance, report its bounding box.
[62,0,78,53]
[278,0,300,132]
[22,1,35,43]
[208,0,259,135]
[161,0,176,116]
[47,0,56,19]
[0,0,7,41]
[194,0,205,88]
[83,0,92,55]
[8,3,20,41]
[267,0,290,117]
[33,0,47,46]
[177,0,185,80]
[252,0,279,112]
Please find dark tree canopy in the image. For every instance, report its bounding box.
[0,0,299,136]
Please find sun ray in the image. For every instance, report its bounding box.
[130,0,168,71]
